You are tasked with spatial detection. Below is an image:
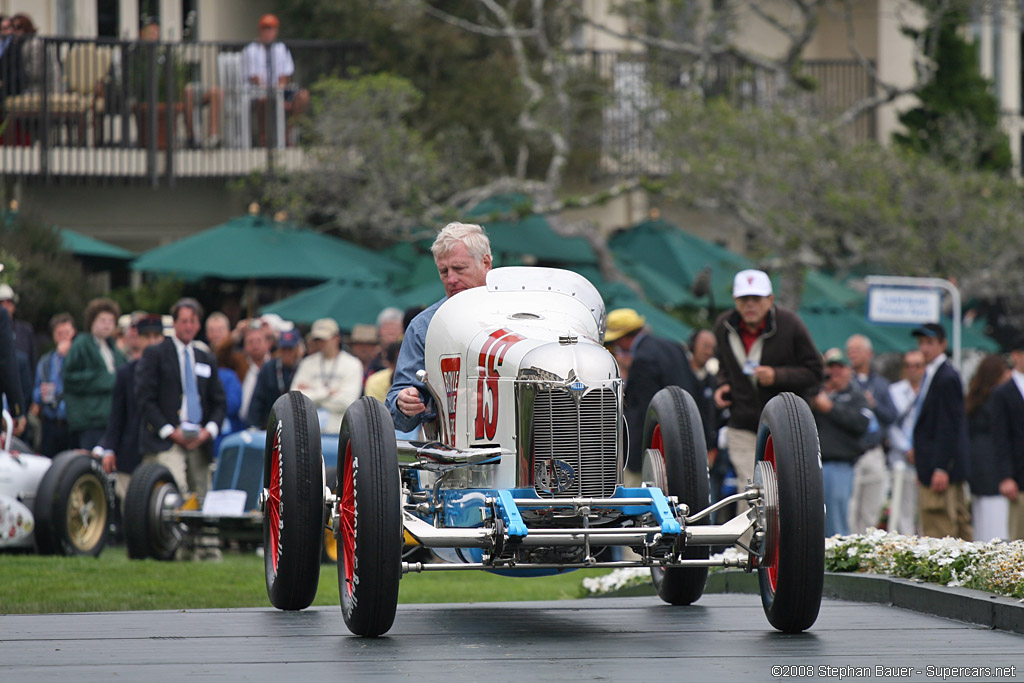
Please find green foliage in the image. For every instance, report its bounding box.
[824,537,875,573]
[248,72,464,245]
[651,94,1024,309]
[894,6,1012,174]
[0,214,100,335]
[108,277,184,320]
[275,0,524,180]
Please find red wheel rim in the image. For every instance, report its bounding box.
[651,423,663,453]
[268,428,282,572]
[340,441,356,597]
[764,433,779,591]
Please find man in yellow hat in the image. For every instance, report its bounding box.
[605,308,699,485]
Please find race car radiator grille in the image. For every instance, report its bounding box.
[532,388,618,498]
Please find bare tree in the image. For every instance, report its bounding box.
[263,1,1009,312]
[412,1,960,300]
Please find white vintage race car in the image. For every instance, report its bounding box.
[0,411,111,556]
[261,267,825,637]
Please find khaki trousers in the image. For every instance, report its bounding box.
[1010,496,1024,541]
[917,481,972,540]
[145,443,211,501]
[848,446,889,534]
[726,427,757,516]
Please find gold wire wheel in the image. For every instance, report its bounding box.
[66,474,107,552]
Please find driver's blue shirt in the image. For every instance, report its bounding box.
[386,297,446,432]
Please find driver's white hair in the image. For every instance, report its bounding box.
[431,222,491,263]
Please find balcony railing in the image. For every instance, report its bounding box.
[1,40,871,186]
[1,36,367,186]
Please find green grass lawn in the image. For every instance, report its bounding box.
[0,549,610,614]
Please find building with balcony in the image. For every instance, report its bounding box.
[1,0,364,253]
[3,1,1021,256]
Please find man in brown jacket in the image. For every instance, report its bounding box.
[713,269,823,512]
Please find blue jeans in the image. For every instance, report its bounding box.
[822,461,854,537]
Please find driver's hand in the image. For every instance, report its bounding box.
[397,386,426,416]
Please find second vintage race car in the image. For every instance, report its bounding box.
[0,410,112,557]
[262,267,825,636]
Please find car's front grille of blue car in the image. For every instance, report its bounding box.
[532,387,618,498]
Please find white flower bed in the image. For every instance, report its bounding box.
[825,529,1024,598]
[582,532,1024,598]
[581,567,650,595]
[581,548,746,596]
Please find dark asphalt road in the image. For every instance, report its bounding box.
[3,594,1024,682]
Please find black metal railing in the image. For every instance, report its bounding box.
[1,36,367,186]
[1,40,871,185]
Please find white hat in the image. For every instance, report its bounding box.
[0,283,15,302]
[732,269,772,298]
[259,313,290,336]
[309,317,340,340]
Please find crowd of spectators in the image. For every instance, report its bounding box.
[5,230,1024,560]
[0,275,420,559]
[602,266,1024,544]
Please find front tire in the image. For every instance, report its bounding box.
[34,451,110,556]
[264,391,324,611]
[124,462,184,560]
[337,397,402,637]
[755,392,824,633]
[643,386,710,606]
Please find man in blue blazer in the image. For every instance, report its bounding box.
[991,334,1024,540]
[909,323,971,539]
[136,298,226,501]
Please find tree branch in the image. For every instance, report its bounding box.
[418,1,536,38]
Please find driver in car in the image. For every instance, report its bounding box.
[386,222,492,433]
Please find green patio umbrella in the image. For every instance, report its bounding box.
[132,215,401,283]
[467,195,598,266]
[800,270,865,310]
[567,265,694,342]
[610,219,754,308]
[798,307,911,354]
[259,279,397,329]
[59,228,135,260]
[391,277,445,312]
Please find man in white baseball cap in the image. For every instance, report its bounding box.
[731,269,773,298]
[712,269,822,515]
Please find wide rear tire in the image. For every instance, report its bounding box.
[124,462,184,560]
[643,386,710,606]
[337,397,402,637]
[755,392,824,633]
[264,391,324,611]
[34,451,110,557]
